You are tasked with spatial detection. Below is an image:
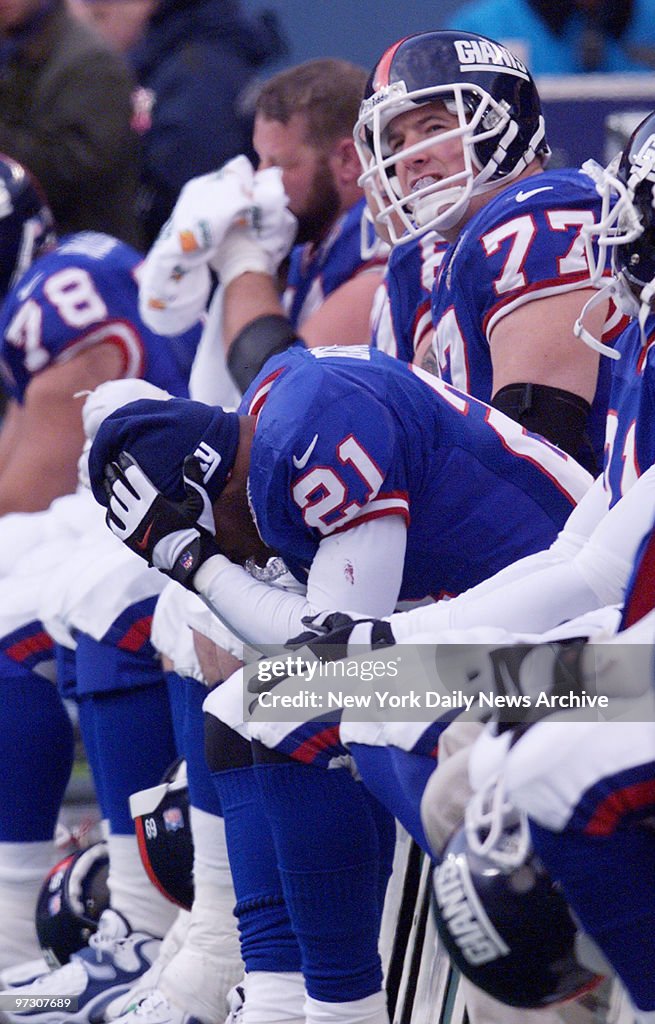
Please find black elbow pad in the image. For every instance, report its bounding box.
[227,314,302,393]
[492,383,592,463]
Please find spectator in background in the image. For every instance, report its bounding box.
[445,0,655,74]
[75,0,288,248]
[0,0,140,245]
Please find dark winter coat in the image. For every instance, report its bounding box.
[129,0,286,246]
[0,0,141,246]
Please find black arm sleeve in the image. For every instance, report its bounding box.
[492,383,592,466]
[227,314,302,393]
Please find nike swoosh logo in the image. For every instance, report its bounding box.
[515,186,554,203]
[136,521,154,551]
[292,434,319,470]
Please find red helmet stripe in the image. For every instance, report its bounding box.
[372,37,410,91]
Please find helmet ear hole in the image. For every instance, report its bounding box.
[432,825,602,1008]
[35,842,110,968]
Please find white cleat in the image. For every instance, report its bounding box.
[0,958,50,991]
[102,960,167,1021]
[109,990,202,1024]
[223,984,245,1024]
[1,910,160,1024]
[103,910,190,1022]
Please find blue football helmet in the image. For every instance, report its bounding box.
[354,30,549,244]
[0,154,55,301]
[432,808,601,1008]
[575,112,655,358]
[35,842,109,969]
[130,758,194,911]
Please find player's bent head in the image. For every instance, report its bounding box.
[88,397,240,508]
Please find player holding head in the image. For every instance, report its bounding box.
[116,59,391,1024]
[88,338,593,1024]
[139,57,388,391]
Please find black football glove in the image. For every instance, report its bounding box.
[246,614,397,714]
[287,610,396,659]
[490,638,588,738]
[104,451,221,588]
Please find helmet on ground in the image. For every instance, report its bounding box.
[354,30,549,244]
[432,807,600,1007]
[35,841,109,968]
[130,757,194,911]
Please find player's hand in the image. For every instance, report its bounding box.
[249,166,298,271]
[489,638,588,734]
[176,156,256,257]
[210,167,297,287]
[104,452,220,588]
[287,610,396,658]
[154,156,257,264]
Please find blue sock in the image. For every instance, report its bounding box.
[210,765,302,973]
[531,821,655,1011]
[205,712,300,973]
[0,662,74,841]
[77,683,177,834]
[349,743,434,854]
[362,783,398,921]
[253,759,393,1002]
[166,673,221,816]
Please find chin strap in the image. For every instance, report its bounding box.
[465,773,532,871]
[574,281,623,359]
[576,275,655,357]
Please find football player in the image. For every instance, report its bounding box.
[0,155,200,985]
[198,113,655,1024]
[459,111,655,1024]
[104,59,392,1024]
[89,342,592,1024]
[138,58,388,394]
[355,29,622,473]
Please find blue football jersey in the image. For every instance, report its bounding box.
[283,198,387,330]
[240,346,591,601]
[372,232,447,364]
[0,232,200,402]
[603,318,655,508]
[431,168,613,471]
